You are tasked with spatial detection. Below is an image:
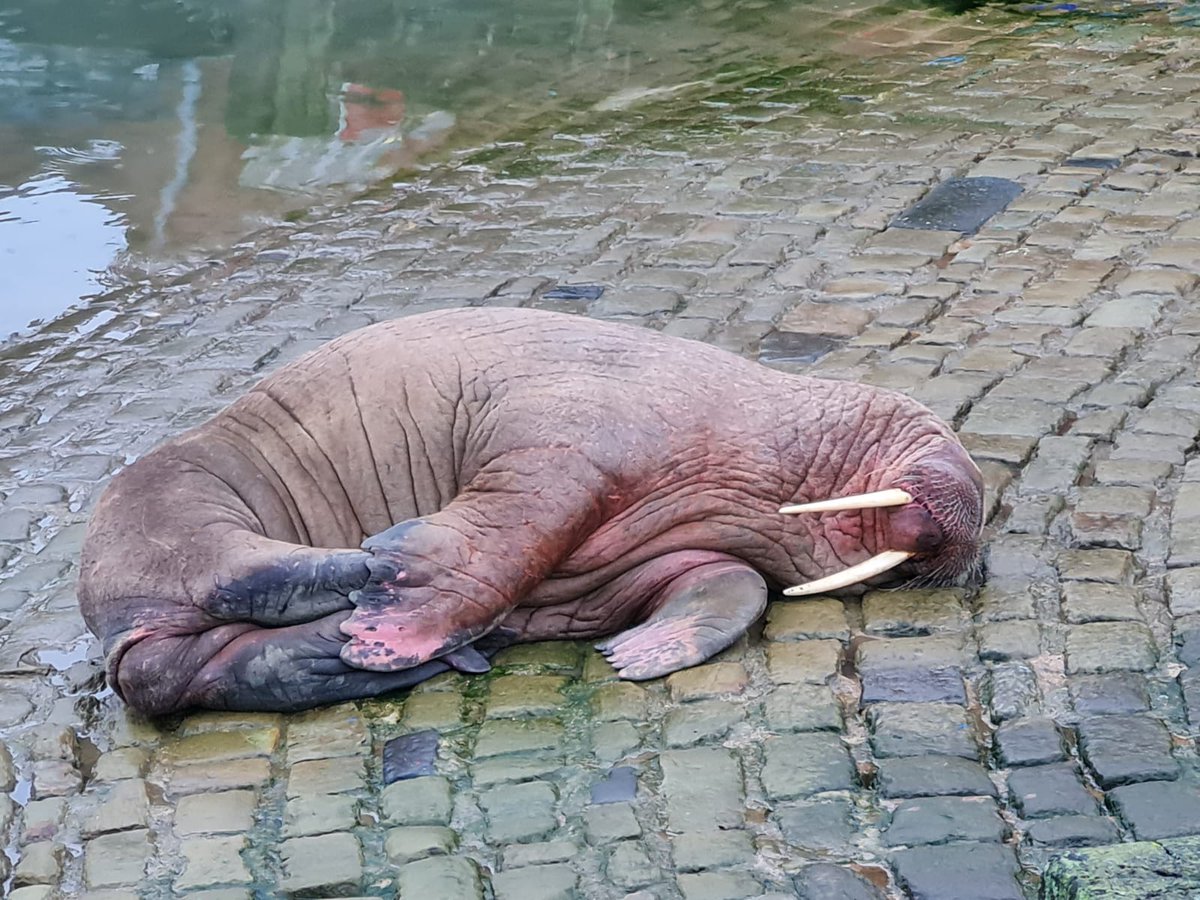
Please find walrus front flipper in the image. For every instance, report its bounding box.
[340,449,612,672]
[597,560,768,681]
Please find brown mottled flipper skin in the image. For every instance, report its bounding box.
[78,307,983,715]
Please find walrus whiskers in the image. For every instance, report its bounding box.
[782,549,915,596]
[779,488,914,515]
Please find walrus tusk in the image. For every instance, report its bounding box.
[779,488,914,515]
[782,550,915,596]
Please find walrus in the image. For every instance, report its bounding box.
[78,307,983,714]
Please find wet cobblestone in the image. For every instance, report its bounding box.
[3,2,1200,897]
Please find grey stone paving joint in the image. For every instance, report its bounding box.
[3,3,1200,899]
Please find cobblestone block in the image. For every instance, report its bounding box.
[664,699,745,747]
[676,871,763,900]
[607,841,662,889]
[287,756,366,797]
[998,720,1065,768]
[666,662,749,701]
[591,683,651,721]
[84,829,150,889]
[163,728,279,765]
[977,621,1041,660]
[384,826,457,864]
[761,732,853,800]
[982,662,1041,722]
[584,802,641,842]
[175,790,257,835]
[1070,673,1150,715]
[485,675,569,717]
[283,793,358,838]
[381,776,453,826]
[794,864,887,900]
[1065,622,1157,673]
[1027,815,1121,847]
[857,636,966,704]
[1077,715,1178,787]
[762,683,841,733]
[661,748,743,831]
[877,755,996,799]
[280,832,362,897]
[1063,583,1141,623]
[492,863,577,900]
[285,705,368,763]
[82,779,150,837]
[92,748,147,783]
[776,798,855,851]
[473,719,565,758]
[1109,780,1200,840]
[1167,568,1200,616]
[673,829,755,871]
[1056,548,1134,583]
[12,841,64,887]
[175,835,252,892]
[961,398,1065,437]
[501,840,576,868]
[883,796,1006,846]
[869,702,978,759]
[481,781,558,843]
[395,857,483,900]
[1008,764,1098,818]
[861,589,967,636]
[764,640,841,684]
[169,758,271,795]
[891,843,1022,900]
[21,798,65,842]
[763,600,849,640]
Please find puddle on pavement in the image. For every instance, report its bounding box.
[0,0,1183,341]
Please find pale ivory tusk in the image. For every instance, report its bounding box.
[782,550,915,597]
[779,488,913,515]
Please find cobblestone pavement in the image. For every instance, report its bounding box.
[4,2,1200,898]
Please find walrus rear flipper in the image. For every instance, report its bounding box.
[597,560,768,680]
[174,612,504,713]
[339,448,613,673]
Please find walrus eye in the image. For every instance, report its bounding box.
[782,550,915,596]
[779,488,913,515]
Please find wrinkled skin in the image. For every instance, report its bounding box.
[78,308,983,715]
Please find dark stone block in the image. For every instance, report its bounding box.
[382,730,439,784]
[861,668,966,704]
[1110,780,1200,840]
[1077,715,1179,788]
[794,864,887,900]
[590,766,638,805]
[543,284,604,300]
[891,843,1023,900]
[882,796,1006,846]
[1007,764,1098,819]
[1063,157,1122,169]
[994,717,1066,767]
[877,756,997,799]
[890,177,1023,235]
[758,330,842,365]
[1070,673,1149,715]
[1026,815,1121,847]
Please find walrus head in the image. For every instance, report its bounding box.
[778,436,984,595]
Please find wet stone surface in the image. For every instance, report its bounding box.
[4,3,1200,898]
